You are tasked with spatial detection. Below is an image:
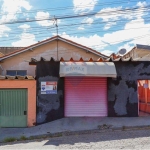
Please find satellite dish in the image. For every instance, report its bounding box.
[118,48,126,55]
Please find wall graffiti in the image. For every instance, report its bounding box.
[108,61,150,117]
[36,61,64,124]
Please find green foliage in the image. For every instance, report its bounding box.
[3,137,17,142]
[20,135,27,141]
[122,126,126,130]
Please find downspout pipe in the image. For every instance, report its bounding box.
[0,64,4,75]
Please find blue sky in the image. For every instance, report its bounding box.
[0,0,150,56]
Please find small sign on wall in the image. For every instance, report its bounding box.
[41,81,57,94]
[143,83,148,89]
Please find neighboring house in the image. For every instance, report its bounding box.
[123,44,150,60]
[0,35,108,76]
[0,52,4,57]
[110,53,121,59]
[0,47,24,55]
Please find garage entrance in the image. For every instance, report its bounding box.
[0,89,27,127]
[65,77,107,117]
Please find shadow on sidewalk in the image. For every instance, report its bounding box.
[43,129,150,146]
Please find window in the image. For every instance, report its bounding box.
[6,70,27,76]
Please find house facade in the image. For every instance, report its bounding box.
[34,58,150,124]
[0,36,108,76]
[123,44,150,60]
[0,47,24,55]
[0,36,108,127]
[1,36,150,127]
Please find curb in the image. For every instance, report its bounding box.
[29,125,150,140]
[1,125,150,144]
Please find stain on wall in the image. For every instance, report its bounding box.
[36,60,64,124]
[108,61,150,117]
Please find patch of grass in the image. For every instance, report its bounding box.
[53,133,62,137]
[103,124,107,127]
[28,136,34,140]
[98,124,112,130]
[20,135,28,141]
[3,137,17,143]
[122,126,126,131]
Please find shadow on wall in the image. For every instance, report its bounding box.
[36,61,64,125]
[108,61,150,117]
[37,76,63,124]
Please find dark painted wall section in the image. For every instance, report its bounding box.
[108,61,150,117]
[36,61,64,124]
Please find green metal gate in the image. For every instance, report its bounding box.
[0,89,27,127]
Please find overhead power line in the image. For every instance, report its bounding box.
[0,4,150,25]
[6,34,150,62]
[1,31,150,49]
[1,24,150,41]
[2,8,150,31]
[16,35,150,61]
[1,16,150,38]
[0,1,150,50]
[0,0,140,16]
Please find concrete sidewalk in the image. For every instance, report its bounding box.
[1,117,150,142]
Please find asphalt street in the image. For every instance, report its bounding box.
[1,128,150,149]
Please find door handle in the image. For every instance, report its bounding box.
[24,111,27,115]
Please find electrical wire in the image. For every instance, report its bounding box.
[1,32,150,52]
[0,1,150,50]
[15,33,150,61]
[1,14,150,38]
[1,4,150,25]
[1,23,150,43]
[0,0,141,16]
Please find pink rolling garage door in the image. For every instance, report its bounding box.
[65,77,107,117]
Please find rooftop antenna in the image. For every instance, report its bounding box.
[54,16,58,61]
[118,48,126,55]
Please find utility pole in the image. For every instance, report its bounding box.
[54,16,58,61]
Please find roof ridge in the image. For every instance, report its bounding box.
[0,35,108,61]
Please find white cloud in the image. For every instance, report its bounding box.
[82,17,94,24]
[78,26,84,30]
[118,43,134,54]
[107,18,150,53]
[12,33,36,46]
[104,22,117,30]
[95,7,123,21]
[101,18,150,46]
[136,1,147,7]
[52,32,57,36]
[124,18,150,45]
[2,0,31,13]
[18,24,30,31]
[0,25,11,37]
[35,11,53,27]
[101,50,114,56]
[95,4,147,30]
[61,32,107,50]
[95,7,123,30]
[78,17,93,31]
[1,14,17,23]
[0,0,32,23]
[60,16,150,54]
[73,0,98,13]
[135,1,148,19]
